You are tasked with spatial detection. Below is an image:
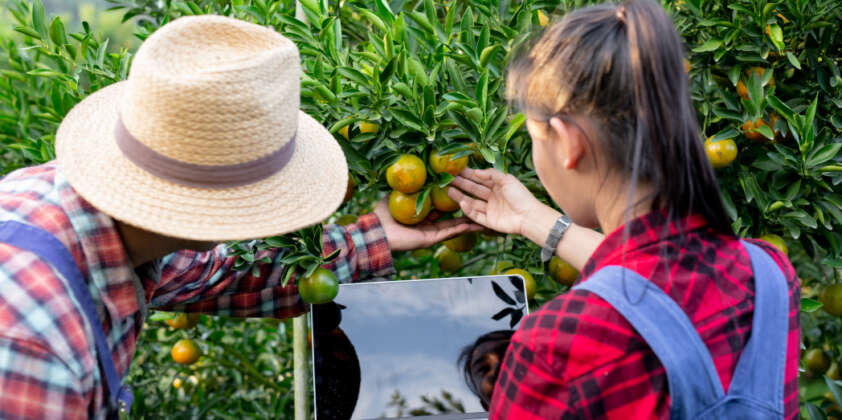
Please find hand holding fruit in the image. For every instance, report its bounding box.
[373,198,483,252]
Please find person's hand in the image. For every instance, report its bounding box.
[373,198,483,252]
[447,168,545,236]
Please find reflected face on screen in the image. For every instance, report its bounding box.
[459,330,514,410]
[312,276,527,420]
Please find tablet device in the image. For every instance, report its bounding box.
[311,275,529,420]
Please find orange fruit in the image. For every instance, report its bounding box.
[742,118,770,142]
[704,137,738,169]
[173,377,183,389]
[171,339,201,365]
[435,247,462,273]
[736,67,774,101]
[505,268,536,300]
[758,233,788,255]
[339,125,350,140]
[360,121,379,134]
[548,257,579,286]
[804,348,831,375]
[431,185,459,212]
[166,313,201,329]
[683,58,691,74]
[489,260,513,275]
[429,149,469,176]
[537,10,549,27]
[335,214,357,226]
[299,268,339,304]
[820,284,842,317]
[386,154,427,194]
[444,232,478,253]
[388,190,432,225]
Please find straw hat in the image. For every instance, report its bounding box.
[56,15,348,241]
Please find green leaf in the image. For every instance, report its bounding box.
[479,45,500,69]
[801,298,824,312]
[767,24,784,50]
[374,0,396,25]
[786,52,801,70]
[727,65,741,86]
[826,375,842,407]
[754,124,775,140]
[504,113,526,142]
[358,9,387,33]
[337,66,370,87]
[711,128,740,141]
[48,16,66,46]
[438,173,454,188]
[415,187,431,215]
[31,0,46,38]
[807,143,841,168]
[465,107,483,123]
[692,39,721,53]
[14,26,41,39]
[805,402,826,420]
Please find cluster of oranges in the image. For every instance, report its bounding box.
[703,66,783,171]
[385,149,468,225]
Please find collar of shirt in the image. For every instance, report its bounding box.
[580,210,710,281]
[54,169,149,320]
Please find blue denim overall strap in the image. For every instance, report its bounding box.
[572,240,787,419]
[0,220,133,417]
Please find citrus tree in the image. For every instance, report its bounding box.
[1,0,842,417]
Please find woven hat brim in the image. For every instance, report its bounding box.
[56,82,349,241]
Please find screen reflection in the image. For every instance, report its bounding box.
[312,275,527,420]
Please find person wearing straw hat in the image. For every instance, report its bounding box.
[0,15,480,419]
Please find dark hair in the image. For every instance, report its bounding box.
[457,329,515,409]
[507,0,732,234]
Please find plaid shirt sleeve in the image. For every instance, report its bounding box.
[149,213,394,318]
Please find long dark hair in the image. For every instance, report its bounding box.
[507,0,731,234]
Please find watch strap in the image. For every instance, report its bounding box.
[541,214,571,262]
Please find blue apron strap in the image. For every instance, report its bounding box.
[725,241,788,414]
[0,220,132,416]
[573,266,724,418]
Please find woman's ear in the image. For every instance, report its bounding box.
[548,117,585,170]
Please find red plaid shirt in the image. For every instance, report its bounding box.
[0,162,394,419]
[489,211,800,419]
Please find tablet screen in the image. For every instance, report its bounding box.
[311,275,528,420]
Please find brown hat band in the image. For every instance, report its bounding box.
[114,117,296,189]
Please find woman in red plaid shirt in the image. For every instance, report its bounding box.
[449,0,800,418]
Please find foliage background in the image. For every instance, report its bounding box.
[1,0,842,417]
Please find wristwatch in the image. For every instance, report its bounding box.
[541,214,571,262]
